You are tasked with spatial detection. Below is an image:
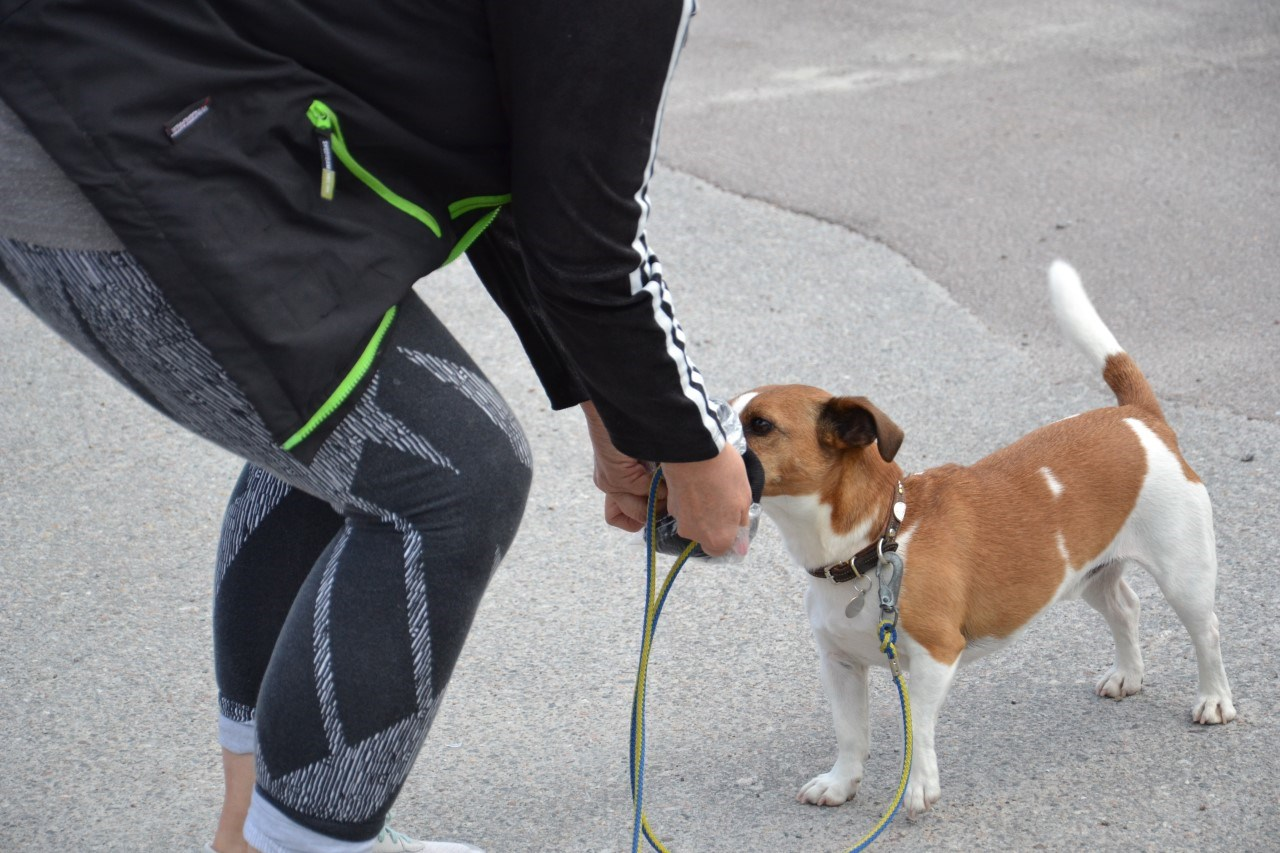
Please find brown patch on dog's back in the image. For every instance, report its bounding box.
[898,408,1148,660]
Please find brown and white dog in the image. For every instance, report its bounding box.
[733,261,1235,818]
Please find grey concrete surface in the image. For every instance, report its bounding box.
[2,3,1278,852]
[663,0,1280,423]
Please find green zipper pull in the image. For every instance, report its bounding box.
[308,101,337,200]
[304,99,442,237]
[317,134,336,200]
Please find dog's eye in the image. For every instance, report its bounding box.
[748,417,775,436]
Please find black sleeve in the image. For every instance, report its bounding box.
[466,214,589,411]
[477,0,725,463]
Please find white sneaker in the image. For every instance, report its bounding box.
[374,820,484,853]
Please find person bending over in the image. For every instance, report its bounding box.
[0,1,750,850]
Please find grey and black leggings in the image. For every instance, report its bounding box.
[0,237,532,851]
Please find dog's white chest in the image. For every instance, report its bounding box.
[806,577,895,666]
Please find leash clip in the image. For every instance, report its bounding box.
[877,550,904,614]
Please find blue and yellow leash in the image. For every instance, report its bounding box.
[630,467,913,853]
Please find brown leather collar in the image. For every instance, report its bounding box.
[807,481,906,584]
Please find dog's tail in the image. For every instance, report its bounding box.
[1048,260,1163,417]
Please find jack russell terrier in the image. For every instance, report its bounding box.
[733,261,1235,819]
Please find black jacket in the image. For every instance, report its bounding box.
[0,0,725,462]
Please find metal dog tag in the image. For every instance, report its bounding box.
[844,579,870,618]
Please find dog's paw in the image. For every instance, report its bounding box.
[796,771,861,806]
[1095,665,1143,699]
[904,774,941,820]
[1193,694,1237,724]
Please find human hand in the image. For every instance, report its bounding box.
[660,443,753,557]
[582,401,659,532]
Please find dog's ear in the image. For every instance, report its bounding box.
[820,396,904,462]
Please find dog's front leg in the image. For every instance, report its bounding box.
[798,651,869,806]
[903,652,959,819]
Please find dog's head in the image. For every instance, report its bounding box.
[732,386,903,554]
[733,385,903,495]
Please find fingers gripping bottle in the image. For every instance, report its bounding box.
[652,399,766,562]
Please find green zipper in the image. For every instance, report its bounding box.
[286,101,510,452]
[281,305,398,452]
[444,195,511,265]
[448,194,512,219]
[306,100,442,237]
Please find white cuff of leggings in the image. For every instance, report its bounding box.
[243,791,375,853]
[217,714,256,755]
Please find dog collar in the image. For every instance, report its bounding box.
[808,480,906,584]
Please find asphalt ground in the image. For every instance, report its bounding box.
[663,0,1279,424]
[2,2,1277,851]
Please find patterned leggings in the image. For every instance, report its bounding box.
[0,238,532,851]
